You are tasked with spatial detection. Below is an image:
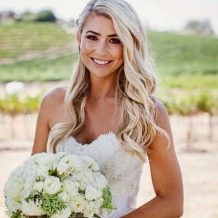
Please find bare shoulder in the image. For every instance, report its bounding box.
[40,86,67,127]
[31,86,67,154]
[154,99,169,125]
[42,86,66,106]
[150,98,173,151]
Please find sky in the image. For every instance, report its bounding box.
[1,0,218,34]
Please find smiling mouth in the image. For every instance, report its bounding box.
[90,57,113,65]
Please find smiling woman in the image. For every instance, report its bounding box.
[31,0,183,217]
[78,13,123,79]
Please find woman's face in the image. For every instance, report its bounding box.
[78,13,123,79]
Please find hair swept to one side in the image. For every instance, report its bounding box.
[48,0,170,161]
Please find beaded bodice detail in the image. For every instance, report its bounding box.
[47,132,144,218]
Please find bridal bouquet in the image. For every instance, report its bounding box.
[4,152,113,218]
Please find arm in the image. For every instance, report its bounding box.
[122,101,184,218]
[31,87,66,155]
[31,94,51,155]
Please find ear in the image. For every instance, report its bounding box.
[77,31,81,44]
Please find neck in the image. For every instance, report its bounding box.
[88,74,117,101]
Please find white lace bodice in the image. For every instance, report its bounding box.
[47,132,144,218]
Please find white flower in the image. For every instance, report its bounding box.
[4,200,20,215]
[62,179,78,198]
[37,165,50,177]
[59,192,70,203]
[71,196,86,213]
[31,152,55,168]
[85,185,102,201]
[70,169,96,191]
[57,154,83,175]
[81,155,100,171]
[95,197,104,208]
[43,176,61,194]
[33,181,43,193]
[51,207,71,218]
[84,201,100,218]
[21,200,44,216]
[21,163,38,185]
[54,152,68,162]
[5,81,24,95]
[94,172,107,189]
[4,170,25,212]
[4,152,113,217]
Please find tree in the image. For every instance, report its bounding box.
[183,19,214,36]
[34,10,57,22]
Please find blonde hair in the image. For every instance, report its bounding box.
[48,0,169,161]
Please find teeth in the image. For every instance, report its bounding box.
[93,58,110,65]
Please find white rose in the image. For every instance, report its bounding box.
[21,200,44,216]
[85,185,102,201]
[71,170,95,190]
[95,197,104,208]
[43,176,61,194]
[57,154,83,175]
[84,201,100,218]
[59,192,70,203]
[94,172,107,189]
[22,163,37,180]
[33,181,44,193]
[63,179,79,194]
[31,153,55,166]
[62,179,78,198]
[37,165,50,177]
[81,156,100,171]
[51,207,71,218]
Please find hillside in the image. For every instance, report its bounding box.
[148,31,218,75]
[0,22,73,59]
[0,22,218,85]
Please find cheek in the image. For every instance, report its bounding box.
[80,38,92,53]
[80,43,89,54]
[112,44,123,56]
[114,46,123,60]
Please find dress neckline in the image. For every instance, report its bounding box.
[50,123,117,146]
[68,131,116,147]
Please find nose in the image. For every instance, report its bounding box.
[95,39,107,55]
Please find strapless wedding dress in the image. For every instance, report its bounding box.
[47,132,144,218]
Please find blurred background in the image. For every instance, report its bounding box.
[0,0,218,217]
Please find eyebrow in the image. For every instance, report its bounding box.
[85,30,118,37]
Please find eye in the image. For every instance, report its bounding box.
[109,38,121,44]
[86,35,98,41]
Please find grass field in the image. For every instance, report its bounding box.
[0,54,77,82]
[148,31,218,75]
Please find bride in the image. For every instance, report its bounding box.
[31,0,183,217]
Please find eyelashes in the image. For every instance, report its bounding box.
[109,38,121,44]
[86,35,121,44]
[86,35,97,41]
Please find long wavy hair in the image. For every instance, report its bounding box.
[48,0,170,161]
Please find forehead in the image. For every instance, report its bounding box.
[83,13,117,34]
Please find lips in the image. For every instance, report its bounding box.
[90,57,113,66]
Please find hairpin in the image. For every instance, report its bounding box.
[90,0,98,9]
